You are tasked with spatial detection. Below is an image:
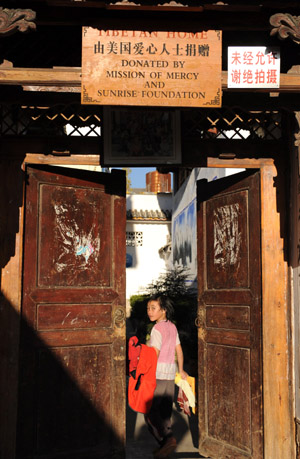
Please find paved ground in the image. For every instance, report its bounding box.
[126,403,208,459]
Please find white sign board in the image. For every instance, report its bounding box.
[228,46,280,88]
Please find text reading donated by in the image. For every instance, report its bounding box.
[81,29,222,107]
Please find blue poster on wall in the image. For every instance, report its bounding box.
[173,198,196,275]
[126,253,133,268]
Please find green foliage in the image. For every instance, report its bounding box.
[145,266,194,298]
[145,267,197,327]
[130,268,197,328]
[130,267,197,325]
[130,294,149,322]
[129,294,153,342]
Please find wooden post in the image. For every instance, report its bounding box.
[260,163,294,459]
[0,160,24,458]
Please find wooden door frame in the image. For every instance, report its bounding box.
[0,152,295,458]
[0,154,114,458]
[204,157,295,459]
[0,158,24,459]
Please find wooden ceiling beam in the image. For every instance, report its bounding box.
[0,66,82,88]
[0,66,299,94]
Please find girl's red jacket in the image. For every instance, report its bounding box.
[128,337,157,414]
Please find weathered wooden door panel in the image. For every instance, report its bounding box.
[197,170,262,459]
[17,166,126,459]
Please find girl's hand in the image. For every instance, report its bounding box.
[180,370,188,380]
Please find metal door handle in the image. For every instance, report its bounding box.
[113,307,126,328]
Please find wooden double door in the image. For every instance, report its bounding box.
[17,165,263,459]
[197,170,263,458]
[17,165,126,459]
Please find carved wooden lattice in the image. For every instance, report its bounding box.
[182,107,282,140]
[0,104,102,137]
[0,103,282,140]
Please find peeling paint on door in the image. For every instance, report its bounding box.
[53,203,100,271]
[213,203,241,268]
[75,239,94,262]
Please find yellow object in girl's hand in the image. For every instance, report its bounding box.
[175,373,196,414]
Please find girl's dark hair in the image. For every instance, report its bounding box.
[148,293,174,321]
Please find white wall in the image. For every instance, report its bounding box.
[127,193,172,212]
[172,167,244,287]
[126,193,172,302]
[126,221,171,298]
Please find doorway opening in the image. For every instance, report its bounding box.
[125,166,250,459]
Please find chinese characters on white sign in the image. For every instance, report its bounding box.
[228,46,280,88]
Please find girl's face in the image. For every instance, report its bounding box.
[147,300,166,323]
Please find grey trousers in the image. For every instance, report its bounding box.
[145,379,175,444]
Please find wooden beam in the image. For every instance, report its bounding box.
[0,67,81,89]
[0,160,24,458]
[23,153,101,169]
[0,66,300,94]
